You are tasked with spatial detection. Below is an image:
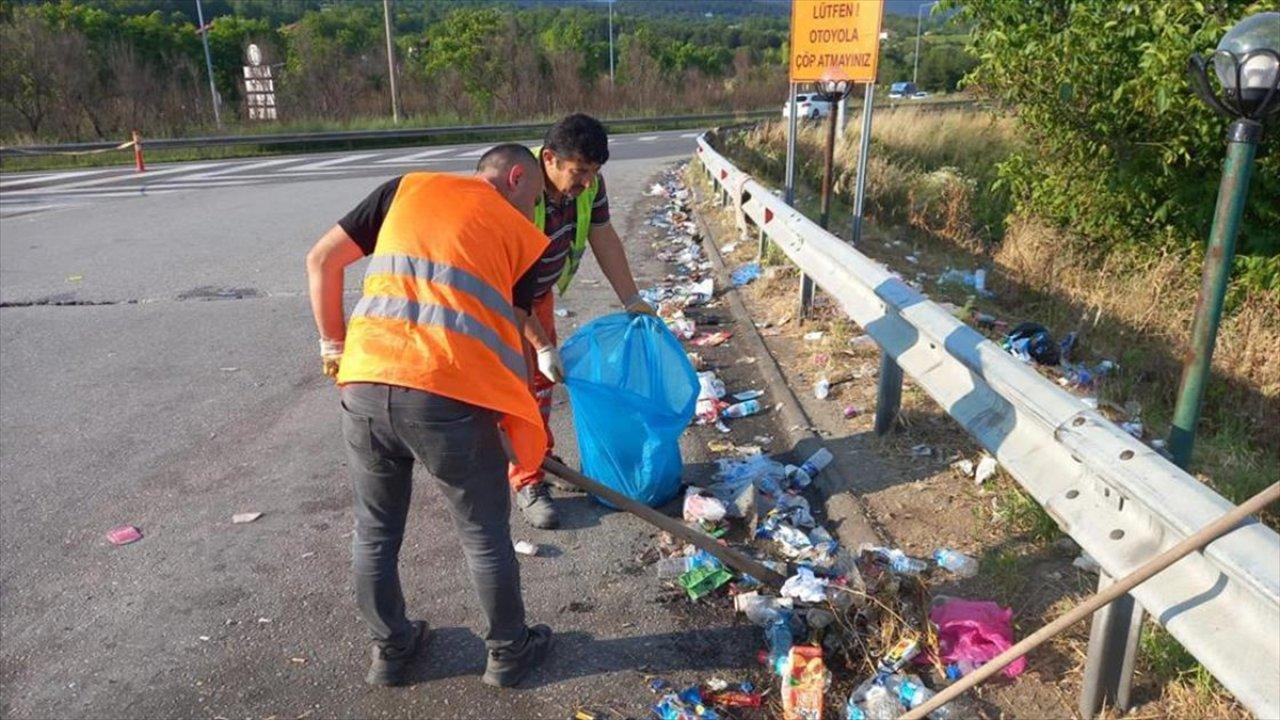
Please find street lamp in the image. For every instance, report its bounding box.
[912,1,938,88]
[1170,11,1279,468]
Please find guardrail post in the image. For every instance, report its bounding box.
[798,274,816,320]
[874,349,903,434]
[756,225,767,260]
[1079,572,1144,717]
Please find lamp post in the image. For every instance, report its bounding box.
[195,0,221,128]
[912,1,937,88]
[816,79,851,230]
[383,0,400,123]
[1170,11,1279,468]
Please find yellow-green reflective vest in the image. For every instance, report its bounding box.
[532,146,600,295]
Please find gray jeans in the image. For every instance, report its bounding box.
[339,383,526,651]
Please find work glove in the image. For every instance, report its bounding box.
[623,293,658,317]
[536,345,565,384]
[320,338,343,380]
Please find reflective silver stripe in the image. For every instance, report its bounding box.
[352,295,527,379]
[364,254,516,329]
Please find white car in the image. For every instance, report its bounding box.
[781,93,833,120]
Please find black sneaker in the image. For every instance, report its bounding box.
[516,483,560,529]
[482,624,553,688]
[542,456,585,494]
[365,620,429,687]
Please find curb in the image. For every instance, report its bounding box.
[686,166,882,552]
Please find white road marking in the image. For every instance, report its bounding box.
[184,157,305,180]
[454,147,490,158]
[680,132,701,138]
[287,153,380,172]
[1,162,223,195]
[637,135,659,142]
[376,147,452,163]
[0,168,122,189]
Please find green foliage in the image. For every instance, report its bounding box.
[945,0,1279,267]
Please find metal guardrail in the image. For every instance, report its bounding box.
[0,110,779,158]
[694,134,1280,717]
[0,100,980,159]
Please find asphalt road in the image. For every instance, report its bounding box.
[0,130,763,719]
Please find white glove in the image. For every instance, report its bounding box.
[536,345,565,384]
[320,338,344,379]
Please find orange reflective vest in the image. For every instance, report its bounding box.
[336,172,550,472]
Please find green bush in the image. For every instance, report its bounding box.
[945,0,1279,287]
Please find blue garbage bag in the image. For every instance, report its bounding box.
[561,313,698,508]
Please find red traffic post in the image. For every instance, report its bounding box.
[132,130,145,173]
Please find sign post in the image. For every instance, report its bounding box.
[788,0,884,318]
[242,44,278,121]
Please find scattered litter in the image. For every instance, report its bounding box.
[553,308,574,318]
[106,525,142,546]
[730,263,762,287]
[934,548,980,578]
[849,334,876,349]
[514,540,539,556]
[843,405,861,419]
[683,490,727,523]
[781,567,829,603]
[904,255,919,264]
[814,377,831,399]
[721,241,739,254]
[691,331,732,347]
[974,455,999,485]
[232,512,263,524]
[198,635,211,642]
[648,183,667,196]
[910,444,934,458]
[219,367,239,372]
[257,617,272,624]
[1120,420,1144,439]
[1073,552,1101,573]
[732,389,764,402]
[781,645,828,720]
[1004,322,1060,366]
[66,275,83,283]
[803,331,825,342]
[931,598,1026,678]
[721,399,761,419]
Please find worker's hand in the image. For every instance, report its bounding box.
[536,345,565,384]
[623,293,658,317]
[320,338,344,380]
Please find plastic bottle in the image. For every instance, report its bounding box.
[973,268,987,293]
[882,675,957,719]
[933,548,979,578]
[764,616,793,675]
[800,447,833,479]
[882,548,928,575]
[721,399,761,419]
[814,377,831,399]
[846,682,903,720]
[944,661,978,680]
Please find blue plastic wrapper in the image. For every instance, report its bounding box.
[561,313,698,508]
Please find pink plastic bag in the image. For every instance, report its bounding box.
[930,598,1026,678]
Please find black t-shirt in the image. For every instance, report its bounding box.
[337,176,538,312]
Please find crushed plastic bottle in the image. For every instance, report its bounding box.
[846,681,902,720]
[787,447,834,488]
[721,399,761,419]
[763,615,793,675]
[933,548,979,578]
[882,674,957,719]
[814,377,831,399]
[863,545,929,575]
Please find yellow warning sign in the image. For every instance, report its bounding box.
[789,0,885,83]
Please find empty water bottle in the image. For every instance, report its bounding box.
[883,548,928,575]
[788,447,834,488]
[722,399,761,419]
[882,674,957,719]
[933,548,979,578]
[814,377,831,399]
[846,682,903,720]
[764,616,793,675]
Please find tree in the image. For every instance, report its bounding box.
[947,0,1279,269]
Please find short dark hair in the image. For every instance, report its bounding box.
[543,113,609,166]
[476,143,538,174]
